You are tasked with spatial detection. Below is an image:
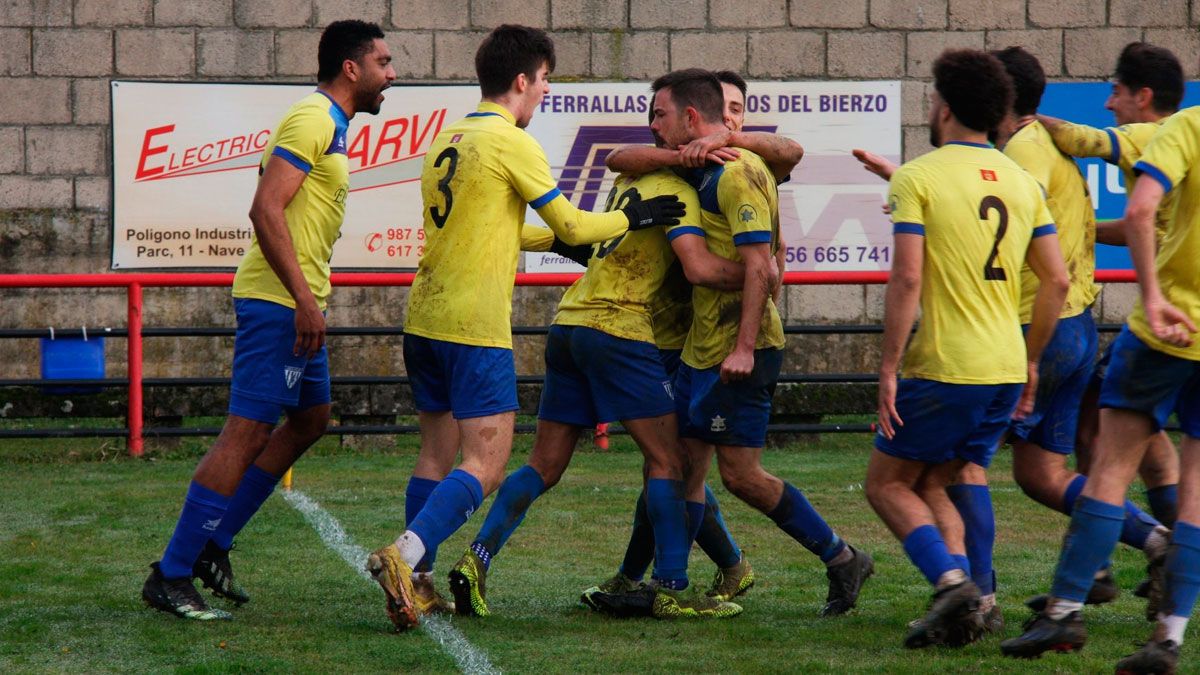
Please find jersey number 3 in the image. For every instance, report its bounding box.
[429,147,459,229]
[979,195,1008,281]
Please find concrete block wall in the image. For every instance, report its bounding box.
[0,0,1196,380]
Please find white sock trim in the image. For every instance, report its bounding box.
[395,530,426,569]
[1162,614,1188,645]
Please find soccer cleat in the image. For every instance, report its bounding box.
[943,604,1004,647]
[999,610,1086,658]
[448,549,489,617]
[142,562,233,621]
[903,581,980,649]
[1144,553,1167,622]
[1115,639,1180,675]
[651,586,743,619]
[821,546,874,617]
[706,556,755,602]
[588,584,657,618]
[412,573,455,615]
[192,540,250,606]
[366,544,419,631]
[1025,567,1119,614]
[1134,579,1152,599]
[581,572,644,611]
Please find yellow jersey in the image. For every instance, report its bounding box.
[683,151,785,369]
[1129,107,1200,361]
[1003,121,1098,322]
[651,265,692,351]
[553,170,699,344]
[889,142,1056,384]
[404,102,630,349]
[1046,119,1175,242]
[233,91,350,310]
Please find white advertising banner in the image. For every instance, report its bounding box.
[111,80,899,271]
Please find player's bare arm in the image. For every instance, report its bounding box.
[721,242,775,383]
[852,149,897,182]
[1095,218,1128,246]
[605,143,738,175]
[670,234,745,291]
[1125,174,1196,346]
[1019,232,1071,417]
[247,156,322,358]
[876,232,922,440]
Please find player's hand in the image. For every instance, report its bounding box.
[293,298,326,359]
[704,147,740,166]
[679,130,735,167]
[876,371,902,439]
[550,237,594,267]
[1145,295,1197,347]
[852,149,897,181]
[1013,361,1038,420]
[623,195,686,230]
[719,348,754,383]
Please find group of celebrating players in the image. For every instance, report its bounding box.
[136,18,1200,674]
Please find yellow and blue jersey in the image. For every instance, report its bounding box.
[1129,106,1200,361]
[650,265,692,351]
[554,170,700,345]
[233,90,350,310]
[404,102,629,349]
[888,141,1055,385]
[1003,121,1098,322]
[682,151,785,370]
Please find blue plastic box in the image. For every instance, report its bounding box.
[40,335,106,394]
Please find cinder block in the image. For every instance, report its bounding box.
[471,0,549,29]
[906,30,983,77]
[711,0,786,28]
[551,0,626,30]
[0,77,71,123]
[827,31,904,78]
[670,32,746,72]
[153,0,232,26]
[388,30,434,79]
[434,31,489,79]
[630,0,705,29]
[33,29,112,77]
[1100,283,1138,323]
[390,0,468,29]
[747,30,824,78]
[869,0,947,29]
[547,30,589,78]
[591,30,667,79]
[901,80,930,126]
[1111,0,1187,27]
[26,126,107,176]
[198,29,271,77]
[902,125,933,162]
[72,78,111,125]
[865,283,886,321]
[0,127,23,173]
[74,176,109,211]
[0,0,71,26]
[234,0,312,28]
[0,28,30,75]
[947,0,1023,29]
[75,0,151,26]
[314,0,388,25]
[1029,0,1104,27]
[789,0,866,28]
[116,29,195,76]
[274,29,320,77]
[1145,28,1200,79]
[1065,28,1144,77]
[986,29,1063,76]
[0,175,72,208]
[786,284,865,323]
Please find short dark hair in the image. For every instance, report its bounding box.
[714,70,748,98]
[475,25,556,98]
[1115,42,1184,114]
[932,49,1013,133]
[317,20,384,84]
[650,68,725,124]
[991,46,1045,116]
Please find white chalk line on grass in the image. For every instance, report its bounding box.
[281,489,500,675]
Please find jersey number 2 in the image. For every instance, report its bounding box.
[979,195,1008,281]
[429,147,458,229]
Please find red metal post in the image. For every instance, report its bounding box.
[127,282,144,457]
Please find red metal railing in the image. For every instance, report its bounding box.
[0,270,1139,455]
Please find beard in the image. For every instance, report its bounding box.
[928,123,941,148]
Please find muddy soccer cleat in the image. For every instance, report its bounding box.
[1115,639,1179,674]
[706,556,755,602]
[581,572,644,611]
[903,581,980,648]
[192,540,250,606]
[412,572,455,615]
[448,549,490,617]
[651,586,743,619]
[366,544,419,631]
[142,562,233,621]
[1000,610,1086,658]
[821,546,874,617]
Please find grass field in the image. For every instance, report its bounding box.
[0,431,1182,673]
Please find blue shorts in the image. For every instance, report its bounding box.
[1099,326,1200,436]
[229,298,331,424]
[1009,310,1098,454]
[875,379,1022,468]
[404,334,518,419]
[676,349,783,448]
[538,325,676,427]
[1091,340,1115,388]
[658,348,683,380]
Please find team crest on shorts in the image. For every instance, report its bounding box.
[202,518,222,531]
[283,366,303,389]
[710,414,727,432]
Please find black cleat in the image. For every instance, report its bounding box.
[193,540,250,606]
[1134,578,1152,599]
[142,562,232,620]
[1144,554,1167,622]
[1000,610,1085,659]
[903,581,980,649]
[588,584,658,619]
[1115,639,1180,674]
[944,604,1005,647]
[1026,568,1119,613]
[821,546,874,617]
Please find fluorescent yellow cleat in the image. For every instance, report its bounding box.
[652,587,743,619]
[706,556,755,602]
[366,544,419,632]
[448,549,490,617]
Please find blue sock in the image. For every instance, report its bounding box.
[951,554,971,576]
[1147,485,1179,527]
[1164,521,1200,617]
[1050,496,1125,602]
[471,465,545,569]
[902,524,958,587]
[947,484,996,595]
[1120,500,1162,550]
[405,476,440,572]
[618,491,654,581]
[686,501,704,545]
[1060,474,1087,515]
[210,465,280,551]
[695,485,742,569]
[160,481,231,579]
[646,478,689,590]
[407,469,483,554]
[768,482,845,563]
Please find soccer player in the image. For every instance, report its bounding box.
[1002,102,1200,675]
[365,25,686,631]
[140,21,396,620]
[865,49,1068,648]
